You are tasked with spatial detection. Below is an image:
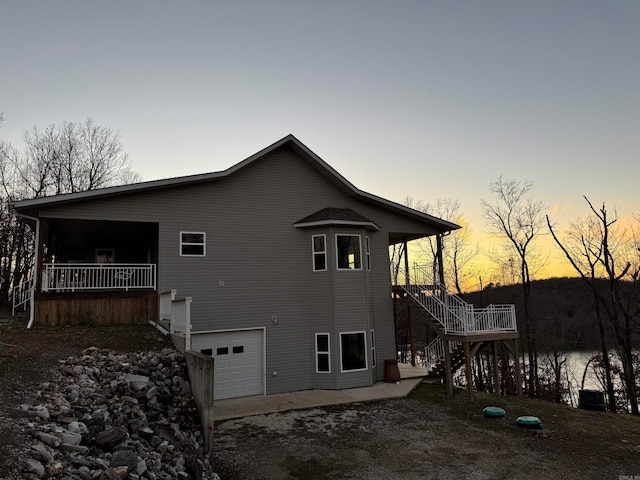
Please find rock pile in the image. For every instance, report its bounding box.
[8,346,218,480]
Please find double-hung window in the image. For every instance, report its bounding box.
[180,232,206,256]
[316,333,330,373]
[336,234,361,270]
[312,235,327,271]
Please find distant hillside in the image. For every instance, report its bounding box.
[463,277,639,351]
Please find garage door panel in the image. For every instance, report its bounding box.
[193,330,264,400]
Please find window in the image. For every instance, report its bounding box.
[315,333,330,373]
[232,346,244,354]
[370,330,376,368]
[216,347,229,355]
[180,232,206,256]
[336,234,361,270]
[312,235,326,271]
[340,331,367,372]
[365,236,371,271]
[96,248,115,263]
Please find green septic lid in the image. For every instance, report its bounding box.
[516,416,542,428]
[483,406,506,418]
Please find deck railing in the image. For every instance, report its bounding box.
[42,263,157,292]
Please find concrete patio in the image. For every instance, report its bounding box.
[213,362,429,421]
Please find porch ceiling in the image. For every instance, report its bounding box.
[388,231,438,245]
[45,218,157,250]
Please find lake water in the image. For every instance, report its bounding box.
[560,351,603,407]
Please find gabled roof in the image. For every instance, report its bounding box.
[294,208,380,231]
[13,134,460,233]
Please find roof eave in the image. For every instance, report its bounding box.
[11,134,462,234]
[293,220,381,231]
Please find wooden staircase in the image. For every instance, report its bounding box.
[393,263,518,377]
[427,344,465,378]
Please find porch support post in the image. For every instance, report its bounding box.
[443,339,453,396]
[403,236,410,287]
[464,341,474,400]
[513,339,523,398]
[19,214,42,330]
[436,234,445,286]
[408,303,415,366]
[492,340,501,396]
[36,220,46,294]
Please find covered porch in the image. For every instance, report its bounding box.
[31,218,159,325]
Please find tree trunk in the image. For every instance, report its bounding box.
[594,299,617,412]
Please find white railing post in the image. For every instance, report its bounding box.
[185,297,192,351]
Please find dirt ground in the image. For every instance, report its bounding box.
[212,385,640,480]
[2,316,640,480]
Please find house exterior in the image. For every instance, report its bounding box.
[14,135,518,400]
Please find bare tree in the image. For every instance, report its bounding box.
[3,118,139,200]
[547,198,639,413]
[481,177,547,397]
[402,196,479,294]
[0,118,140,307]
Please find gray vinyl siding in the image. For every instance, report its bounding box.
[35,147,444,394]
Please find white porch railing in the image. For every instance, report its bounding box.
[42,263,157,292]
[392,262,517,335]
[12,277,33,315]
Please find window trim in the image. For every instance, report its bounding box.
[335,233,362,271]
[370,329,376,368]
[312,234,327,272]
[365,236,371,271]
[180,231,206,257]
[339,331,368,373]
[315,333,331,373]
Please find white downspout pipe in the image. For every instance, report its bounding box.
[16,213,40,330]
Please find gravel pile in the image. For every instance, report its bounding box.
[5,346,218,480]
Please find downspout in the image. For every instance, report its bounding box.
[16,213,40,330]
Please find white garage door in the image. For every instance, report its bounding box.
[192,330,264,400]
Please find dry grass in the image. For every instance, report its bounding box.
[410,382,640,475]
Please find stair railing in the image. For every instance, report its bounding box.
[424,337,463,374]
[12,277,33,316]
[395,263,471,333]
[424,337,445,371]
[391,262,517,334]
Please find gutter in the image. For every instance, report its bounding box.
[15,212,39,330]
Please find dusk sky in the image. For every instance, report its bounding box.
[1,1,639,284]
